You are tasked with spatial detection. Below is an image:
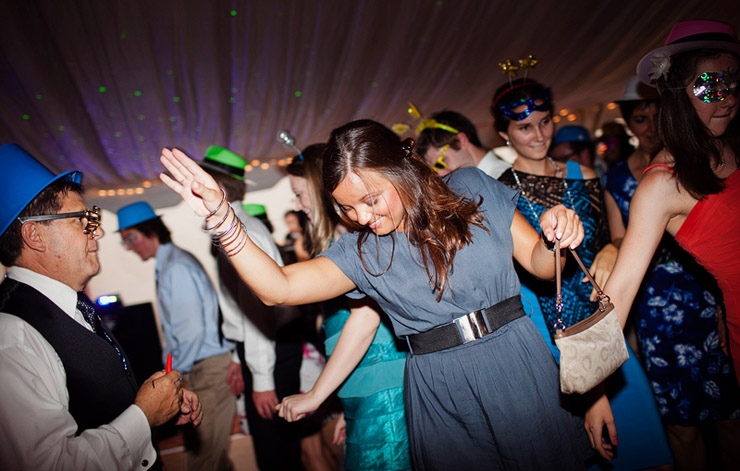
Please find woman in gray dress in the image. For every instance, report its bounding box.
[159,120,592,470]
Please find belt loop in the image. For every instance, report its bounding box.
[405,335,414,356]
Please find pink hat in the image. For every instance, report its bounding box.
[636,20,740,85]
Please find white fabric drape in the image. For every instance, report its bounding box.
[0,0,737,202]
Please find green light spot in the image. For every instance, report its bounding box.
[167,69,173,75]
[305,71,312,77]
[169,116,176,122]
[230,10,237,16]
[231,87,238,93]
[371,81,379,88]
[436,0,443,5]
[121,33,127,39]
[114,131,121,137]
[35,94,42,100]
[22,114,30,120]
[173,96,180,102]
[294,90,302,97]
[134,90,142,96]
[137,114,145,120]
[99,86,106,93]
[137,136,145,142]
[229,97,236,103]
[58,126,65,131]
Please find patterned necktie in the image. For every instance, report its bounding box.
[76,293,129,372]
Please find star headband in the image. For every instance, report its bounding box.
[498,54,540,78]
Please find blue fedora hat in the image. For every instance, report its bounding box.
[0,143,82,238]
[552,125,592,145]
[116,201,160,231]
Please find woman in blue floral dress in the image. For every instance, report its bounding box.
[604,75,740,469]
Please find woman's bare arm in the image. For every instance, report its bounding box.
[160,147,355,305]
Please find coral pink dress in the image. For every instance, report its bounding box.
[675,169,740,379]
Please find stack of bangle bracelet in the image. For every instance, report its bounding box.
[202,189,249,257]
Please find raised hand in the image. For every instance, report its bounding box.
[539,204,584,250]
[159,147,225,218]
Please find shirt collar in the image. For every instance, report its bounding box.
[6,266,79,319]
[154,242,174,272]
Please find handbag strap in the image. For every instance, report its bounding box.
[553,239,611,330]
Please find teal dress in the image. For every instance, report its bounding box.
[322,296,410,470]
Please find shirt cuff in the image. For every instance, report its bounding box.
[111,405,157,470]
[251,372,276,392]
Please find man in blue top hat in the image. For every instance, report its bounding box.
[0,143,202,470]
[117,200,235,471]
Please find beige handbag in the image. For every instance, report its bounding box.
[553,239,629,394]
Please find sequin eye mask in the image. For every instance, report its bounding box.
[496,89,553,121]
[693,68,739,103]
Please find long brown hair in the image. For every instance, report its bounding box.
[323,119,486,300]
[656,49,740,198]
[285,143,337,257]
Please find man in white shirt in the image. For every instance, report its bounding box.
[415,110,511,178]
[0,143,203,470]
[199,146,304,470]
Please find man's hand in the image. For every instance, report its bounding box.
[252,390,279,419]
[175,388,204,427]
[135,370,182,427]
[225,362,245,396]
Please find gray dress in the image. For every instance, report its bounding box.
[322,167,590,470]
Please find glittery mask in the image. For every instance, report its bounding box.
[496,88,553,121]
[693,68,739,103]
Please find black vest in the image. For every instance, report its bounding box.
[0,279,139,434]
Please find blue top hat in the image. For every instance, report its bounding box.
[116,201,160,231]
[0,143,82,238]
[552,125,592,145]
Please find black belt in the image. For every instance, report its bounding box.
[405,296,525,355]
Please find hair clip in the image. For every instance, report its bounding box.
[401,138,415,157]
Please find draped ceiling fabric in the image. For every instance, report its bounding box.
[1,0,738,210]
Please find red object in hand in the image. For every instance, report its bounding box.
[166,354,172,374]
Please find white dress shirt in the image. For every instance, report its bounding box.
[218,205,284,392]
[0,266,156,470]
[477,150,512,179]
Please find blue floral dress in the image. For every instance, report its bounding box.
[604,160,740,425]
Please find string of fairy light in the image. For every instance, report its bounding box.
[93,158,291,198]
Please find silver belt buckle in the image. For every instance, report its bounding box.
[454,310,491,344]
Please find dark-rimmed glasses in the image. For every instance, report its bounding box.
[18,206,102,239]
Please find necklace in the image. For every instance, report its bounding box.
[511,157,575,219]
